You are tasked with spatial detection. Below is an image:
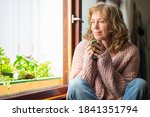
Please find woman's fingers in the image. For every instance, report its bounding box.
[86,40,106,58]
[86,43,94,57]
[92,41,106,56]
[87,43,92,51]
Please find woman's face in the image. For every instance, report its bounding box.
[91,10,112,41]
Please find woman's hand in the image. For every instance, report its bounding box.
[93,40,106,57]
[86,40,106,60]
[86,43,94,58]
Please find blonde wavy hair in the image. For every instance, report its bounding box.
[84,2,128,51]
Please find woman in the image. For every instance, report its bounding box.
[67,2,148,100]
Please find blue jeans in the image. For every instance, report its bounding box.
[67,77,148,100]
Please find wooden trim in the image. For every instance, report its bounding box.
[63,0,82,84]
[0,78,62,96]
[44,94,66,100]
[63,0,73,85]
[0,85,68,100]
[72,0,82,54]
[63,0,69,85]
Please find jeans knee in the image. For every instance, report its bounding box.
[123,78,148,100]
[68,77,86,90]
[131,78,148,90]
[67,78,97,100]
[68,78,85,91]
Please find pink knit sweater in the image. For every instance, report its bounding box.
[70,40,140,100]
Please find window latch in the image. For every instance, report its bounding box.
[72,14,83,23]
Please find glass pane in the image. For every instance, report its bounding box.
[0,0,63,78]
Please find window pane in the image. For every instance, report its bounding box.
[0,0,63,77]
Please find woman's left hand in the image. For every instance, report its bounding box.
[93,40,106,57]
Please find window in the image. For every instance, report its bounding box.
[0,0,81,99]
[0,0,63,77]
[0,0,66,98]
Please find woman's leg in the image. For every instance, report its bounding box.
[122,78,148,100]
[67,77,98,100]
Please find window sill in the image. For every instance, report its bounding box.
[0,77,62,85]
[0,77,64,98]
[0,84,68,100]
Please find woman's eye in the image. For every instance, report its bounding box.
[98,20,105,23]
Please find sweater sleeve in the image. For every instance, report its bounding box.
[96,47,140,98]
[70,40,97,87]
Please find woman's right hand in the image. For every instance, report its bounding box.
[86,43,94,58]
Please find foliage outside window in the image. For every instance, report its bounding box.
[0,0,63,83]
[0,47,54,89]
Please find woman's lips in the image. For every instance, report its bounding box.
[93,32,101,35]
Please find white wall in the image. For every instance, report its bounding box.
[82,0,97,37]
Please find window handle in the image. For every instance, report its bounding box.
[72,14,83,23]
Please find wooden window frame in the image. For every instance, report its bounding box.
[63,0,82,84]
[1,0,82,100]
[71,0,82,53]
[0,85,68,100]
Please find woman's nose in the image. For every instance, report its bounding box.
[94,22,99,29]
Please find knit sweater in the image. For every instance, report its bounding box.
[70,40,140,100]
